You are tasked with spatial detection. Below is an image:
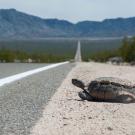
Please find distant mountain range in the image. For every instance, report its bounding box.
[0,9,135,39]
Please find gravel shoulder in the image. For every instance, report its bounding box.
[0,63,74,135]
[31,62,135,135]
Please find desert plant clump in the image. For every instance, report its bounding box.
[119,37,135,62]
[84,36,135,63]
[0,49,73,63]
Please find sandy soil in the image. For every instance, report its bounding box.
[31,62,135,135]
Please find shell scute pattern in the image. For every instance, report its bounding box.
[72,77,135,103]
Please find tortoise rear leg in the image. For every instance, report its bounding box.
[115,94,135,103]
[78,91,93,101]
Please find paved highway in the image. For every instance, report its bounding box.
[74,41,82,62]
[0,62,74,135]
[0,63,49,79]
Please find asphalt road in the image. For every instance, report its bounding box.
[0,63,74,135]
[74,41,82,62]
[0,63,49,79]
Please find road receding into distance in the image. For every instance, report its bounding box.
[0,40,83,135]
[0,62,74,135]
[74,41,82,62]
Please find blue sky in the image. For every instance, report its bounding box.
[0,0,135,22]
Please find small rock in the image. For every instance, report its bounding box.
[63,117,68,119]
[107,127,113,131]
[88,117,92,119]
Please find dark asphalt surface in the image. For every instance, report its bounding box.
[0,63,74,135]
[0,63,49,79]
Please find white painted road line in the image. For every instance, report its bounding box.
[0,61,69,87]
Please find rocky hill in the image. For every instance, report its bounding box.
[0,9,135,39]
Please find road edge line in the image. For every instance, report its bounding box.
[0,61,69,87]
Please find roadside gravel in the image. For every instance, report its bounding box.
[0,63,74,135]
[31,62,135,135]
[0,63,49,78]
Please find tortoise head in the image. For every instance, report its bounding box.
[72,79,85,90]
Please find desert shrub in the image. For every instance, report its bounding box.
[89,50,119,62]
[0,49,73,63]
[119,37,135,62]
[84,36,135,62]
[0,49,16,62]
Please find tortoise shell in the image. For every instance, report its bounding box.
[87,77,134,100]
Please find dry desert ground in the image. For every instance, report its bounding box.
[31,62,135,135]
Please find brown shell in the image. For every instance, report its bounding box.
[94,77,134,89]
[87,77,134,100]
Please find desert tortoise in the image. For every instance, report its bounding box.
[72,77,135,103]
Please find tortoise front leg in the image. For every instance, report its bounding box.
[78,91,93,101]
